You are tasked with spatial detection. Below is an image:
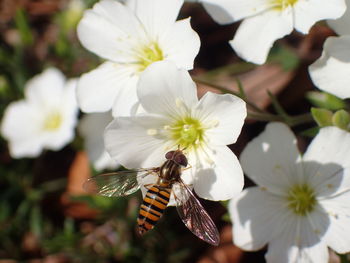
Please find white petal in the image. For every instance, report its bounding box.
[1,101,44,158]
[41,123,76,151]
[294,0,346,34]
[193,92,246,145]
[201,2,235,24]
[320,192,350,253]
[126,0,183,37]
[309,36,350,99]
[240,122,303,195]
[265,215,329,263]
[230,9,293,64]
[312,168,350,198]
[111,77,139,117]
[137,61,198,116]
[104,114,172,169]
[201,0,271,23]
[328,0,350,35]
[77,0,145,62]
[159,18,200,70]
[77,62,138,114]
[79,112,119,171]
[229,187,290,251]
[303,127,350,196]
[61,79,78,113]
[193,146,243,200]
[94,151,119,171]
[25,68,66,107]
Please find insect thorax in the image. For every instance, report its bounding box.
[159,159,182,184]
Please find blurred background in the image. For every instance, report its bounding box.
[0,0,339,262]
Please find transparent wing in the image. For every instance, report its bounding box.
[173,179,220,246]
[83,168,159,197]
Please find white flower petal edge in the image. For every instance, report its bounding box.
[229,187,289,251]
[105,61,246,201]
[230,122,350,262]
[240,122,303,195]
[320,191,350,254]
[126,0,184,37]
[194,92,246,145]
[77,62,138,114]
[1,101,44,157]
[230,10,293,65]
[77,0,144,63]
[293,0,346,34]
[194,145,243,200]
[328,0,350,35]
[200,0,271,24]
[265,216,329,263]
[309,36,350,99]
[137,61,198,117]
[303,126,350,196]
[1,68,78,158]
[78,112,119,171]
[77,0,200,116]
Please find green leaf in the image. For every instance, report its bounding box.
[221,213,231,223]
[14,9,33,46]
[300,126,320,137]
[268,45,300,71]
[306,91,346,111]
[332,110,350,130]
[30,205,42,238]
[311,108,333,127]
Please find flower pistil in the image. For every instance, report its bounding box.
[287,184,316,216]
[137,42,164,71]
[43,111,62,131]
[271,0,298,10]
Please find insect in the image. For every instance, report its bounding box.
[83,149,220,246]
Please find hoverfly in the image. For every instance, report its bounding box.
[83,149,220,246]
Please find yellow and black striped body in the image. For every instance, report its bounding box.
[137,150,186,235]
[137,184,171,234]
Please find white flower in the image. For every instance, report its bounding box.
[309,35,350,99]
[104,61,247,201]
[229,122,350,263]
[197,0,346,64]
[328,0,350,36]
[309,0,350,99]
[76,0,200,117]
[1,68,78,158]
[78,112,119,171]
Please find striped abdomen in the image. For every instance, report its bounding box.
[137,185,171,235]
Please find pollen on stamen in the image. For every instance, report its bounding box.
[147,129,158,136]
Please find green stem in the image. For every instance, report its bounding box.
[193,76,314,127]
[193,76,265,113]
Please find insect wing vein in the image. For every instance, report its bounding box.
[83,168,158,197]
[174,180,220,246]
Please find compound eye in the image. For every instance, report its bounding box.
[165,151,175,160]
[174,153,188,167]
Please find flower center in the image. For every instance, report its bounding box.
[137,42,164,71]
[287,184,316,216]
[43,111,62,131]
[170,117,204,149]
[271,0,298,10]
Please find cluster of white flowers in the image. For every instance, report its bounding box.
[2,0,350,261]
[193,0,346,64]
